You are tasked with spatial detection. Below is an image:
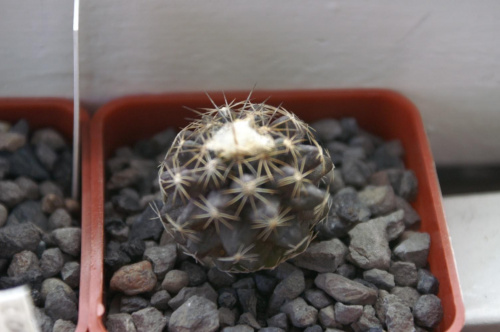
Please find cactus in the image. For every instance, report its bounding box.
[157,97,334,272]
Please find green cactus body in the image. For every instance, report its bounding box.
[158,99,334,272]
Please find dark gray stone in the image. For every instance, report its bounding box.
[112,188,143,215]
[0,132,26,151]
[304,288,333,309]
[254,273,277,295]
[266,262,300,280]
[218,307,236,328]
[150,290,171,310]
[363,268,395,291]
[35,143,58,171]
[6,200,48,230]
[105,218,130,242]
[259,328,285,332]
[318,305,341,329]
[391,286,421,309]
[41,193,65,214]
[222,325,253,332]
[120,295,149,314]
[340,117,359,140]
[169,296,219,332]
[39,181,64,197]
[143,244,177,278]
[413,294,444,329]
[208,266,237,289]
[168,282,218,310]
[31,128,67,151]
[6,146,50,181]
[390,261,418,287]
[48,208,72,230]
[15,176,39,200]
[0,223,41,259]
[132,307,168,332]
[291,238,347,273]
[34,307,54,332]
[395,196,421,228]
[237,288,257,317]
[7,250,40,277]
[61,261,80,288]
[351,305,382,332]
[267,313,288,330]
[315,213,351,239]
[40,247,64,278]
[0,203,6,227]
[268,270,305,315]
[311,119,342,142]
[52,150,73,195]
[334,302,363,325]
[336,263,357,279]
[342,158,373,188]
[107,167,142,191]
[304,324,323,332]
[52,227,81,256]
[349,134,376,156]
[358,185,397,217]
[372,209,405,241]
[385,300,415,332]
[232,277,255,289]
[393,231,430,268]
[120,239,146,261]
[315,273,377,305]
[105,243,132,271]
[129,203,165,241]
[348,219,391,270]
[398,170,418,201]
[45,286,78,323]
[41,278,76,302]
[162,269,189,294]
[372,144,404,171]
[180,260,207,286]
[417,269,440,295]
[332,188,370,224]
[0,180,25,207]
[106,313,137,332]
[0,157,9,179]
[0,269,43,289]
[52,319,76,332]
[281,297,318,328]
[237,312,261,329]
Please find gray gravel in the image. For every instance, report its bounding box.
[169,295,219,332]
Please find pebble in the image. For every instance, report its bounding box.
[40,248,64,278]
[35,143,58,171]
[41,193,65,214]
[52,227,81,256]
[341,158,373,188]
[0,203,6,227]
[119,238,146,260]
[219,307,236,327]
[105,243,132,271]
[304,325,323,332]
[318,305,341,329]
[61,261,80,288]
[181,260,207,286]
[332,188,370,224]
[107,167,142,191]
[150,290,171,310]
[0,180,25,207]
[385,300,415,332]
[222,325,253,332]
[390,261,418,287]
[52,319,76,332]
[7,146,50,181]
[168,282,218,310]
[333,302,363,325]
[348,219,391,270]
[15,176,39,200]
[129,203,165,241]
[304,288,334,309]
[110,261,157,295]
[335,263,357,279]
[7,200,48,230]
[39,181,64,197]
[31,128,67,151]
[311,119,342,142]
[351,305,382,332]
[0,132,26,151]
[143,244,177,278]
[291,238,347,273]
[208,266,237,289]
[417,269,440,295]
[112,188,143,215]
[363,268,395,291]
[260,327,285,332]
[0,269,43,289]
[358,185,397,217]
[120,295,149,314]
[105,218,130,242]
[0,223,41,259]
[413,294,444,329]
[268,270,305,315]
[238,312,261,329]
[162,269,189,294]
[391,286,421,309]
[7,250,40,277]
[315,273,377,305]
[267,312,288,330]
[106,313,137,332]
[393,231,431,268]
[44,285,78,322]
[372,209,405,241]
[34,307,54,332]
[41,278,75,302]
[237,288,257,317]
[398,170,418,201]
[395,196,421,228]
[169,295,219,332]
[254,273,278,295]
[131,307,168,332]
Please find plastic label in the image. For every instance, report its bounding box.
[0,286,39,332]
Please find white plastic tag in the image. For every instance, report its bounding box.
[0,286,39,332]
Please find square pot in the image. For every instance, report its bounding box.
[0,98,91,332]
[89,90,464,332]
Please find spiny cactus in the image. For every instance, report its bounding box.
[157,96,334,272]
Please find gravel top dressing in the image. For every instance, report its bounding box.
[103,115,443,332]
[0,119,81,332]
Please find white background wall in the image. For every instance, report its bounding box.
[1,1,499,165]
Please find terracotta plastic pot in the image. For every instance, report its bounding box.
[89,90,464,332]
[0,98,90,332]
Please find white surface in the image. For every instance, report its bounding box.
[1,1,500,165]
[444,192,500,331]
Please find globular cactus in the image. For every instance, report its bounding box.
[157,97,334,272]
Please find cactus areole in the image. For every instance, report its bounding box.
[158,99,334,272]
